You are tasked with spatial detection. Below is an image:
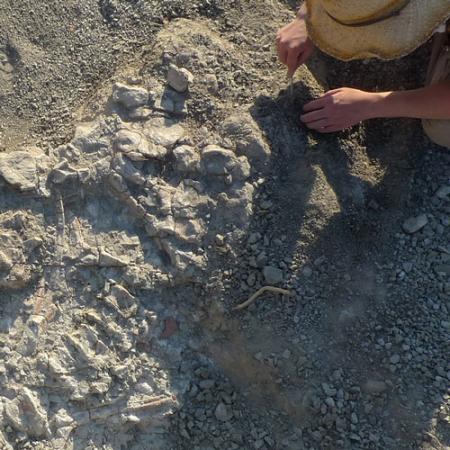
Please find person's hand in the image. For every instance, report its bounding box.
[301,88,380,133]
[276,10,315,77]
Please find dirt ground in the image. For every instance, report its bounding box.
[0,1,449,449]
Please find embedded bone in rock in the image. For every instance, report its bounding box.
[0,232,32,289]
[142,118,186,148]
[144,179,176,216]
[231,155,251,182]
[171,183,209,219]
[104,283,139,318]
[114,129,167,161]
[0,151,38,191]
[173,218,206,245]
[173,145,200,172]
[98,248,128,267]
[112,82,149,109]
[17,315,46,357]
[112,154,146,186]
[201,145,250,183]
[145,214,175,238]
[72,120,115,154]
[160,238,206,280]
[221,113,271,165]
[3,388,51,438]
[216,182,254,228]
[51,160,79,184]
[128,106,153,120]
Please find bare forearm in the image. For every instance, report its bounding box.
[371,82,450,120]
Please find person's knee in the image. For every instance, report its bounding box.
[422,119,450,149]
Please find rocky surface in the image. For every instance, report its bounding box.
[0,1,448,450]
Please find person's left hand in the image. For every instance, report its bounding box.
[301,87,378,133]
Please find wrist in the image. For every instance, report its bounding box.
[365,91,391,119]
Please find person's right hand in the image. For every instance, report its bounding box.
[276,11,315,77]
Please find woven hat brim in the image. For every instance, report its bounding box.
[306,0,450,61]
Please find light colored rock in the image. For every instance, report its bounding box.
[3,388,50,438]
[105,284,139,318]
[112,82,149,109]
[263,266,283,284]
[172,184,208,219]
[72,121,112,153]
[174,218,206,245]
[0,250,12,272]
[114,129,167,161]
[173,145,200,172]
[98,248,128,267]
[0,430,12,450]
[51,160,78,184]
[402,214,428,234]
[201,145,236,176]
[112,154,146,185]
[231,155,251,181]
[128,106,153,120]
[0,151,38,191]
[161,239,206,279]
[167,65,194,93]
[144,215,175,237]
[222,113,271,164]
[143,119,186,148]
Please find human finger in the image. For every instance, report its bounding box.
[286,49,301,78]
[276,32,289,65]
[303,97,327,112]
[276,41,288,65]
[319,124,344,133]
[300,109,327,124]
[304,118,330,130]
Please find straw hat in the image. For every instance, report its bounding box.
[305,0,450,61]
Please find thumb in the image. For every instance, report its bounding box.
[286,49,301,78]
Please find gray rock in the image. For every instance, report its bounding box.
[51,160,78,184]
[98,248,128,267]
[114,129,167,161]
[155,89,188,115]
[436,185,450,200]
[214,402,231,422]
[434,264,450,276]
[0,151,38,192]
[173,145,200,172]
[112,82,149,109]
[201,145,236,176]
[0,250,12,272]
[128,106,152,120]
[167,65,194,93]
[143,118,186,148]
[0,430,12,450]
[402,214,428,234]
[112,154,146,185]
[363,380,387,394]
[263,266,283,284]
[221,113,271,165]
[3,388,50,438]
